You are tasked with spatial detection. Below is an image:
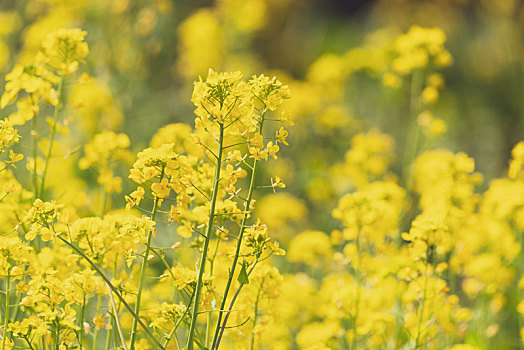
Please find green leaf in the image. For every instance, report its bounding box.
[237,261,249,285]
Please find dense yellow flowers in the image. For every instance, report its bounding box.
[0,13,522,350]
[0,24,292,347]
[391,25,452,75]
[38,28,89,75]
[0,120,20,155]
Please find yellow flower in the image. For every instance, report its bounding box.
[422,86,439,104]
[288,230,332,266]
[7,150,23,167]
[382,71,401,87]
[275,127,289,145]
[93,314,107,329]
[177,221,192,238]
[271,176,286,192]
[266,141,279,160]
[151,178,171,198]
[39,28,89,75]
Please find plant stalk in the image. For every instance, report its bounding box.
[107,284,129,350]
[187,123,224,350]
[31,103,39,200]
[79,293,86,349]
[39,75,64,200]
[249,279,265,350]
[130,167,165,349]
[2,270,10,350]
[93,293,102,348]
[414,246,430,349]
[352,229,361,350]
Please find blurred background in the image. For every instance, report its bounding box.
[1,1,524,348]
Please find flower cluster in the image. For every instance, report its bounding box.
[0,11,523,350]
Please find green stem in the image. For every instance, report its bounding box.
[104,324,112,350]
[79,293,86,349]
[401,69,423,190]
[130,167,165,350]
[31,104,39,200]
[39,75,64,200]
[106,283,129,350]
[249,279,265,350]
[515,229,523,345]
[100,189,108,217]
[2,270,10,350]
[352,229,361,350]
[106,254,118,350]
[206,311,211,347]
[187,123,224,350]
[211,113,266,350]
[206,238,221,347]
[93,293,102,348]
[23,335,35,350]
[209,238,221,278]
[54,320,60,350]
[414,247,429,349]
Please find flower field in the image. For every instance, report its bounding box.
[0,1,523,349]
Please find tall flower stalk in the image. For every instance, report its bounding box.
[129,167,165,349]
[181,71,290,349]
[39,75,63,199]
[186,124,224,349]
[2,270,10,350]
[210,108,267,349]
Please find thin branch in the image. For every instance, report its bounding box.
[214,225,239,240]
[224,317,250,329]
[198,142,219,159]
[223,141,249,150]
[223,97,239,128]
[191,184,211,201]
[191,225,207,238]
[214,212,246,217]
[186,123,224,349]
[106,283,129,350]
